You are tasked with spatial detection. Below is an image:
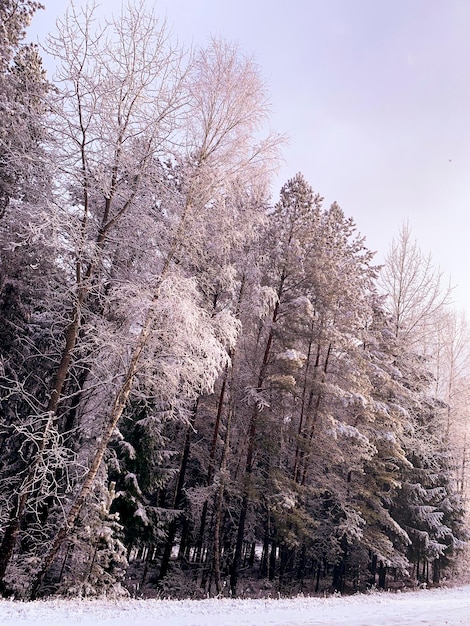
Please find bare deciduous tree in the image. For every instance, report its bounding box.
[380,222,452,345]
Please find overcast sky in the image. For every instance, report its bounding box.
[28,0,470,313]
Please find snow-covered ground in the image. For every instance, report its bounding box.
[1,586,470,625]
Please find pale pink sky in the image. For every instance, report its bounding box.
[29,0,470,313]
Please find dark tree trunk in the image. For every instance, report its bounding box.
[296,546,306,581]
[230,491,249,595]
[332,538,348,593]
[0,509,21,593]
[369,553,377,587]
[268,541,277,581]
[158,405,198,583]
[315,561,321,593]
[279,545,289,593]
[259,529,269,578]
[194,364,230,563]
[229,285,282,596]
[378,562,386,589]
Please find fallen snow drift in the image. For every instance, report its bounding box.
[1,585,470,625]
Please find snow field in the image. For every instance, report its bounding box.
[1,585,470,625]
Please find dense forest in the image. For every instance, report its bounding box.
[1,0,469,600]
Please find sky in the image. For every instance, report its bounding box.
[2,585,470,625]
[27,0,470,313]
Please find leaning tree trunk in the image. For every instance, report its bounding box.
[30,189,197,598]
[29,301,156,599]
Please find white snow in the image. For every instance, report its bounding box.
[1,586,470,625]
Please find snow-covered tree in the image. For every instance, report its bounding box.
[11,3,278,598]
[379,224,467,586]
[0,1,49,211]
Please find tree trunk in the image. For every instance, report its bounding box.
[268,541,277,581]
[229,284,282,596]
[378,563,386,589]
[196,277,245,564]
[158,403,198,583]
[332,537,348,593]
[0,507,22,592]
[194,363,230,563]
[212,397,234,595]
[315,560,321,593]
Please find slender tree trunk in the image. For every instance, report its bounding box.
[158,401,198,582]
[194,362,230,563]
[140,546,154,587]
[369,553,377,587]
[378,563,386,589]
[278,544,289,593]
[196,277,245,563]
[47,312,81,416]
[315,561,321,592]
[212,396,234,595]
[57,543,72,586]
[211,516,222,594]
[300,340,332,486]
[332,537,348,593]
[295,332,323,484]
[268,541,277,581]
[296,546,306,585]
[259,525,269,578]
[229,491,249,595]
[293,334,313,481]
[229,279,282,596]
